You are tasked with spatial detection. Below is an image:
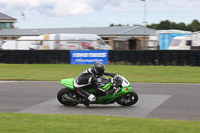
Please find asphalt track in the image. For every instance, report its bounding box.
[0,81,200,121]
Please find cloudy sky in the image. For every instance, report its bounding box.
[0,0,200,29]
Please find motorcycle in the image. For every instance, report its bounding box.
[57,75,138,106]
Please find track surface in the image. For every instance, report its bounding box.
[0,81,200,121]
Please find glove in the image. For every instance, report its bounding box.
[114,74,120,79]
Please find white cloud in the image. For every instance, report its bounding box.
[1,0,200,28]
[1,0,200,17]
[1,0,40,10]
[148,0,200,10]
[48,1,94,16]
[0,0,96,16]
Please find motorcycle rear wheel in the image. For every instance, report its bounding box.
[57,87,79,106]
[116,91,138,106]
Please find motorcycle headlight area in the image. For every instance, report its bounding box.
[114,76,123,85]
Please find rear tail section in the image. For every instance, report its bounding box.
[61,78,75,90]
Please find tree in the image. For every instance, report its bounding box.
[157,20,172,30]
[109,19,200,32]
[187,19,200,31]
[109,23,115,27]
[147,23,158,29]
[176,22,187,31]
[147,19,200,31]
[109,23,131,27]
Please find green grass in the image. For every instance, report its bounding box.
[0,113,199,133]
[0,64,200,83]
[0,65,200,132]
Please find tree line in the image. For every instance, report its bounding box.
[110,19,200,32]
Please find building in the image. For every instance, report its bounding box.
[0,26,156,50]
[0,12,157,50]
[0,12,16,30]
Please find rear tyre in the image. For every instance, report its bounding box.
[57,87,79,106]
[116,91,138,106]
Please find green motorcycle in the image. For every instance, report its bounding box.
[57,75,138,106]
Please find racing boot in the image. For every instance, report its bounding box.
[83,94,96,107]
[83,98,90,107]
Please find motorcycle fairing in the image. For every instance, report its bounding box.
[61,78,75,90]
[61,78,133,104]
[61,78,112,91]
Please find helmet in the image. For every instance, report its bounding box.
[92,62,105,76]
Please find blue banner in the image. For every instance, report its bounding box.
[70,50,109,64]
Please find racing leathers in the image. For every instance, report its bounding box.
[73,68,116,102]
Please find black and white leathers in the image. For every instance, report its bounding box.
[74,68,116,98]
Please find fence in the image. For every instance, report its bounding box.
[0,50,70,64]
[0,50,200,66]
[109,50,200,66]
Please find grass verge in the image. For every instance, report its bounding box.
[0,113,200,133]
[0,64,200,83]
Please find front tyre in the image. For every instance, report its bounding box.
[116,91,138,106]
[57,87,79,106]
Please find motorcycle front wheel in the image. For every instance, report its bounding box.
[116,91,138,106]
[57,87,79,106]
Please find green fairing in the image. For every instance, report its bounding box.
[97,85,132,104]
[61,78,75,90]
[103,82,112,90]
[61,78,112,92]
[61,78,133,104]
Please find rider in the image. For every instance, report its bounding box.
[73,62,116,106]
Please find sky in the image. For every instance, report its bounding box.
[0,0,200,29]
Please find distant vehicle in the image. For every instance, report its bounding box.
[157,30,192,50]
[168,36,192,50]
[1,36,39,50]
[29,34,112,50]
[1,40,18,50]
[192,31,200,48]
[0,40,5,50]
[168,32,200,50]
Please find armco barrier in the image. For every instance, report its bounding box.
[0,50,200,66]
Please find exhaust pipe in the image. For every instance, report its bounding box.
[65,96,80,103]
